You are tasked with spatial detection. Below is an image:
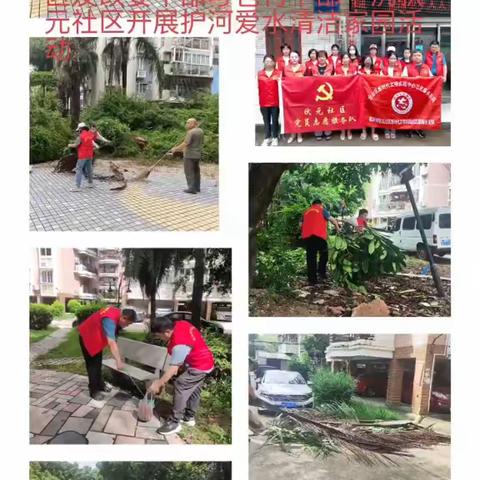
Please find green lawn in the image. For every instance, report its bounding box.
[30,326,58,344]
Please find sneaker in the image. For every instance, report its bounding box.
[261,138,272,146]
[372,133,379,142]
[340,132,346,141]
[391,131,396,139]
[324,134,332,141]
[287,134,295,144]
[416,130,426,138]
[90,391,105,401]
[297,134,303,143]
[271,138,279,146]
[86,183,94,188]
[100,383,112,393]
[347,132,353,141]
[183,189,197,194]
[385,131,391,139]
[181,417,196,427]
[71,187,81,192]
[157,420,182,436]
[360,131,367,141]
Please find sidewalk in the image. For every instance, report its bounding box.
[30,369,185,445]
[30,328,70,362]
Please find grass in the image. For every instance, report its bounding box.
[30,326,58,344]
[319,399,401,422]
[119,330,148,341]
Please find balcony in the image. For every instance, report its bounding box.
[76,248,98,258]
[39,257,53,268]
[136,70,147,79]
[98,257,121,265]
[168,62,213,78]
[278,343,300,355]
[40,283,55,297]
[79,292,98,301]
[74,265,97,279]
[326,334,395,362]
[98,271,119,279]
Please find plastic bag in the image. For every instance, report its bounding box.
[137,392,155,422]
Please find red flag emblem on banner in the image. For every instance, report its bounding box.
[363,76,443,130]
[281,76,366,133]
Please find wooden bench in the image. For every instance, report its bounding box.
[102,337,170,383]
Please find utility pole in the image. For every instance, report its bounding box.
[399,166,445,298]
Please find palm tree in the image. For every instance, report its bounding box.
[102,38,164,95]
[54,38,98,125]
[123,249,182,325]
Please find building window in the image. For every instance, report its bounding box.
[40,248,52,256]
[41,270,53,283]
[136,83,148,96]
[137,56,145,71]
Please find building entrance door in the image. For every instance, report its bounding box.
[265,27,301,60]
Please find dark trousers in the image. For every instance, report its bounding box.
[170,368,208,423]
[79,336,104,396]
[184,157,201,192]
[304,235,329,284]
[260,106,280,139]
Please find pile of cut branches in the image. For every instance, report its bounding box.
[266,409,450,465]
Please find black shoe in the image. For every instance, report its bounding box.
[195,189,201,193]
[184,189,197,194]
[324,135,332,141]
[157,420,182,435]
[415,130,426,138]
[405,131,412,138]
[90,391,105,401]
[315,135,323,141]
[100,383,112,393]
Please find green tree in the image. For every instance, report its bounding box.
[302,335,330,366]
[30,38,54,71]
[123,249,182,324]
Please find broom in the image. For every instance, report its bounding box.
[130,151,173,182]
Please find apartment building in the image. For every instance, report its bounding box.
[325,334,451,415]
[91,37,218,104]
[365,163,451,228]
[252,334,306,370]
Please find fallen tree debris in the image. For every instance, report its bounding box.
[265,409,450,465]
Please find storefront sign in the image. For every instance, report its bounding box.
[349,0,450,17]
[363,75,443,130]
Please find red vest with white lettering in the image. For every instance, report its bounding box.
[302,204,328,240]
[77,306,121,356]
[425,51,445,77]
[407,63,431,78]
[167,320,214,371]
[77,130,97,160]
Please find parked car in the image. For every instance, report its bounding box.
[355,372,388,397]
[383,207,451,259]
[156,310,231,335]
[402,380,451,413]
[129,307,145,323]
[254,369,314,412]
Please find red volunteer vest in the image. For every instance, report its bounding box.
[425,51,445,77]
[284,63,306,78]
[382,65,404,77]
[276,56,289,76]
[335,64,357,76]
[258,69,281,107]
[328,55,340,69]
[370,56,384,71]
[168,320,214,371]
[77,306,121,357]
[407,63,431,77]
[304,59,318,76]
[77,130,97,160]
[302,204,328,240]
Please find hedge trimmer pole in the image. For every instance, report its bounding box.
[402,172,445,298]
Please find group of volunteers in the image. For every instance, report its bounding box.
[77,305,215,436]
[258,40,447,145]
[67,118,204,194]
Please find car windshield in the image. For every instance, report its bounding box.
[264,371,306,385]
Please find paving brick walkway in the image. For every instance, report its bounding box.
[30,369,185,445]
[30,165,219,231]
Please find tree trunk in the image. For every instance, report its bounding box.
[191,249,206,329]
[149,289,156,330]
[70,77,81,126]
[248,164,291,286]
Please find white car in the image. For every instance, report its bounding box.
[255,369,314,412]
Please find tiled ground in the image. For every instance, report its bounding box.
[30,369,184,445]
[30,165,219,231]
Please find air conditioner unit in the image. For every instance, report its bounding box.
[136,70,146,79]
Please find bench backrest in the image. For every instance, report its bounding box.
[118,337,170,374]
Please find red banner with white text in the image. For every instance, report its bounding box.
[281,76,443,133]
[281,76,366,133]
[363,76,443,130]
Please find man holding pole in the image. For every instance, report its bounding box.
[169,118,204,194]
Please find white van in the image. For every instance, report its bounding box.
[388,207,451,259]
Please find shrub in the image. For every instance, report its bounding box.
[50,300,64,318]
[256,247,306,294]
[288,353,314,381]
[328,227,406,291]
[311,369,356,405]
[67,299,82,314]
[75,302,107,324]
[93,117,130,146]
[30,304,53,330]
